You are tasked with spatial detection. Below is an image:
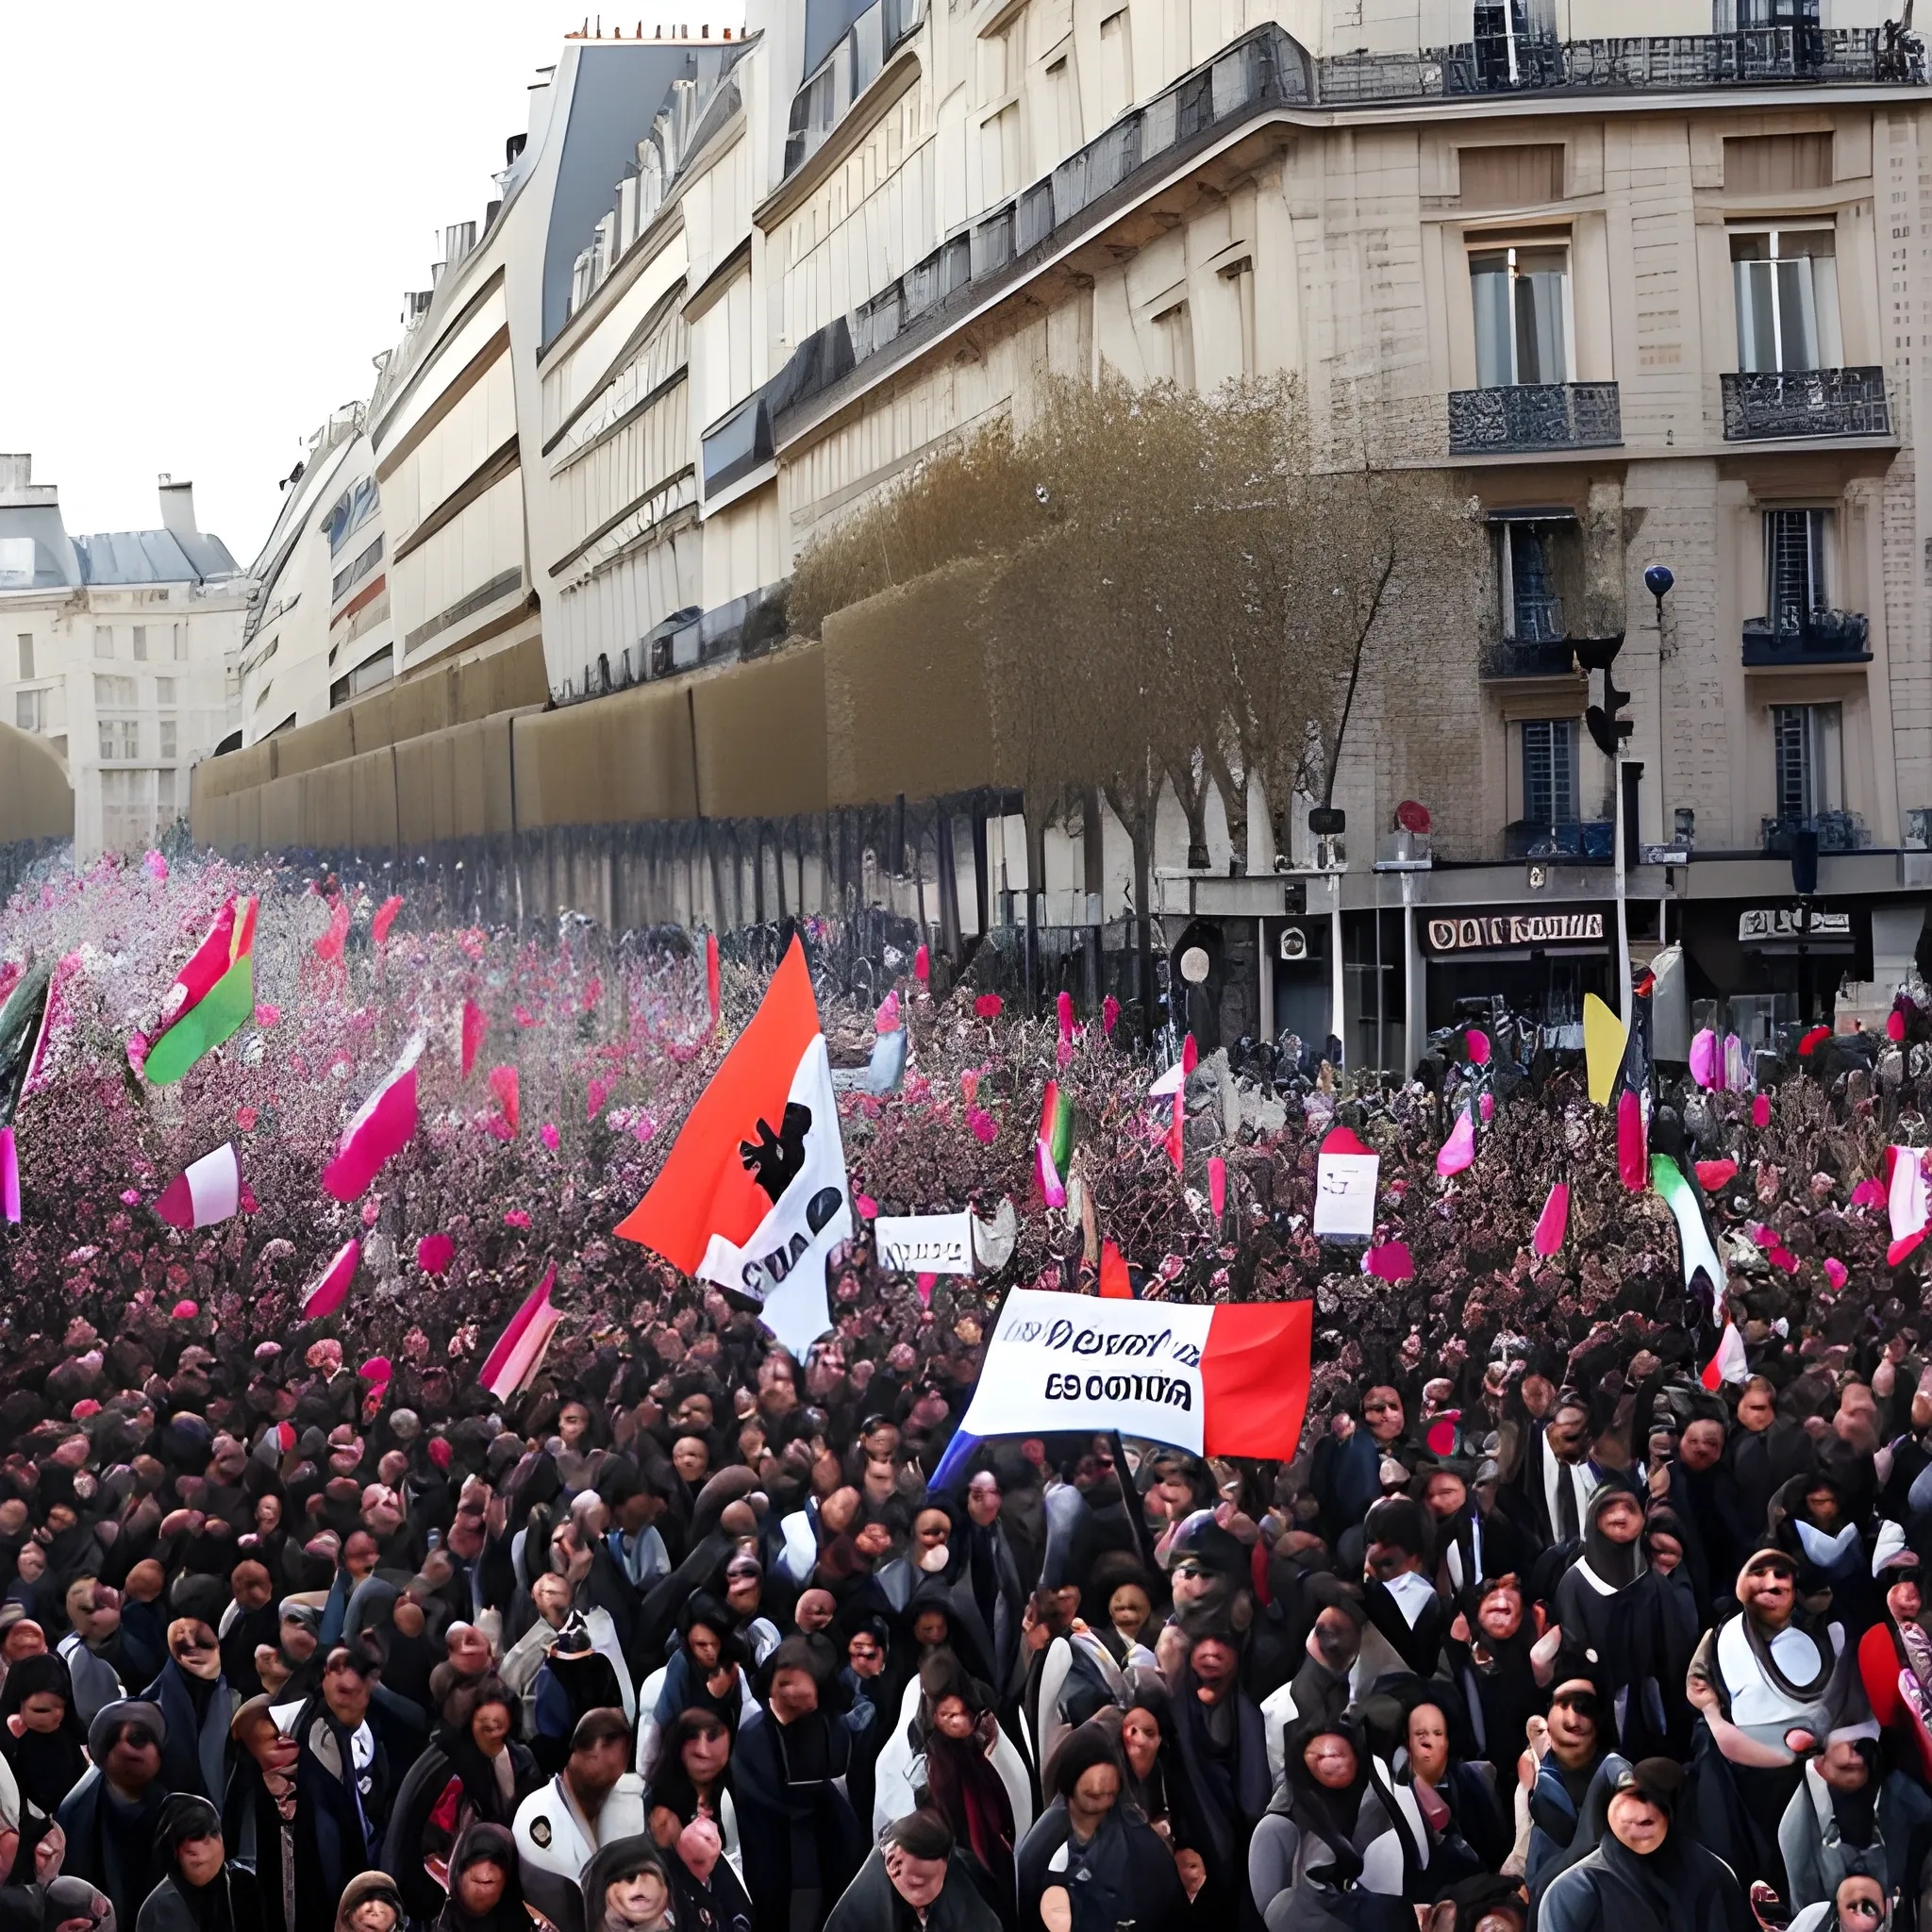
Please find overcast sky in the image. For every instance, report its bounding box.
[0,3,593,563]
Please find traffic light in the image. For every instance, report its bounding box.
[1574,636,1632,759]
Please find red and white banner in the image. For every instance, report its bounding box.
[616,939,849,1357]
[950,1287,1313,1459]
[481,1264,562,1400]
[154,1143,241,1230]
[324,1033,423,1203]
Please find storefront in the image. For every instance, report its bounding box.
[1421,902,1615,1039]
[1680,900,1872,1037]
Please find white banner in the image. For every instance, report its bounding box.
[875,1211,975,1275]
[954,1288,1213,1453]
[1313,1150,1379,1240]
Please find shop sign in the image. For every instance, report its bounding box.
[1424,909,1605,954]
[1738,908,1851,942]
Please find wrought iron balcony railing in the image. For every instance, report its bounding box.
[1762,812,1869,856]
[1449,382,1622,457]
[1741,611,1872,666]
[1481,640,1578,678]
[1722,367,1890,441]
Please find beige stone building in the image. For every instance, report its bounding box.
[194,1,1932,1069]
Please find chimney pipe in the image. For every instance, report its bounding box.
[158,477,198,540]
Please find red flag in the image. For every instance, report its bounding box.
[616,938,847,1357]
[1099,1241,1133,1300]
[1200,1302,1314,1459]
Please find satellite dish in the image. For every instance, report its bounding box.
[1179,946,1211,985]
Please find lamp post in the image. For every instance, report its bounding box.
[1645,563,1675,960]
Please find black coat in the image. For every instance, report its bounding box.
[1015,1800,1187,1932]
[734,1707,868,1932]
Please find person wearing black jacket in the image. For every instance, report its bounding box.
[135,1792,265,1932]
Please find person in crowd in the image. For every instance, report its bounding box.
[513,1709,646,1932]
[0,1653,89,1874]
[1536,1758,1753,1932]
[824,1808,1001,1932]
[136,1792,265,1932]
[56,1699,171,1930]
[436,1824,526,1932]
[1017,1725,1187,1932]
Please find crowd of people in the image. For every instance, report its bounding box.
[0,856,1925,1932]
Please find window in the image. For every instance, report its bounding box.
[1459,144,1563,209]
[0,540,33,588]
[158,769,176,818]
[131,625,146,661]
[1471,245,1570,387]
[322,476,380,556]
[47,736,64,763]
[1099,9,1133,122]
[1732,228,1840,374]
[93,625,112,658]
[155,677,175,706]
[332,535,383,604]
[171,623,183,660]
[94,675,136,708]
[1501,524,1564,641]
[159,718,177,760]
[14,692,39,733]
[14,636,30,681]
[329,645,394,710]
[1765,508,1832,633]
[1042,57,1080,167]
[1773,703,1842,820]
[1154,301,1196,389]
[1522,719,1580,825]
[1474,0,1552,88]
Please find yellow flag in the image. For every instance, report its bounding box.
[1584,992,1627,1107]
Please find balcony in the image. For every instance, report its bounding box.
[1449,383,1622,458]
[1314,28,1920,105]
[1741,611,1872,667]
[1762,812,1870,857]
[1505,819,1614,860]
[1722,368,1890,441]
[1481,640,1578,678]
[701,395,774,496]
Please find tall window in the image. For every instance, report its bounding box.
[14,692,40,733]
[1765,508,1831,633]
[1501,524,1564,641]
[1732,228,1840,373]
[1522,719,1579,825]
[159,718,177,760]
[1773,703,1842,820]
[92,625,112,658]
[1099,9,1133,121]
[1471,245,1570,387]
[131,625,147,661]
[15,636,31,681]
[1474,0,1555,85]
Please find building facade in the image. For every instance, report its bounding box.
[2,458,246,857]
[194,0,1932,1069]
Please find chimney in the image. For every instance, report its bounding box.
[0,457,30,493]
[158,476,199,541]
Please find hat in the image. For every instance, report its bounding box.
[1615,1757,1685,1820]
[88,1698,166,1762]
[169,1574,227,1629]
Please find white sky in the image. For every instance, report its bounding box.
[0,3,601,564]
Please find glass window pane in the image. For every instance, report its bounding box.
[1734,258,1777,371]
[1729,232,1773,262]
[1515,254,1568,384]
[1471,255,1512,388]
[1776,229,1836,260]
[1776,257,1821,372]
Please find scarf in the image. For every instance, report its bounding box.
[923,1729,1014,1880]
[1743,1608,1836,1702]
[173,1871,238,1932]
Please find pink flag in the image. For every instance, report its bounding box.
[0,1128,18,1225]
[1689,1028,1717,1090]
[461,1000,487,1077]
[1532,1182,1569,1257]
[1058,991,1074,1042]
[1168,1089,1185,1172]
[372,896,404,946]
[1618,1090,1647,1191]
[1890,1145,1929,1267]
[302,1240,360,1319]
[1363,1241,1413,1283]
[1437,1108,1475,1176]
[489,1066,520,1138]
[1465,1029,1491,1067]
[323,1035,423,1203]
[480,1265,561,1400]
[1103,995,1120,1037]
[161,902,237,1027]
[913,944,930,984]
[875,991,900,1034]
[706,933,721,1034]
[313,897,350,962]
[153,1143,241,1230]
[1752,1093,1771,1127]
[1208,1156,1226,1221]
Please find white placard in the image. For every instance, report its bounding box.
[875,1211,976,1275]
[1313,1151,1380,1240]
[954,1288,1214,1452]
